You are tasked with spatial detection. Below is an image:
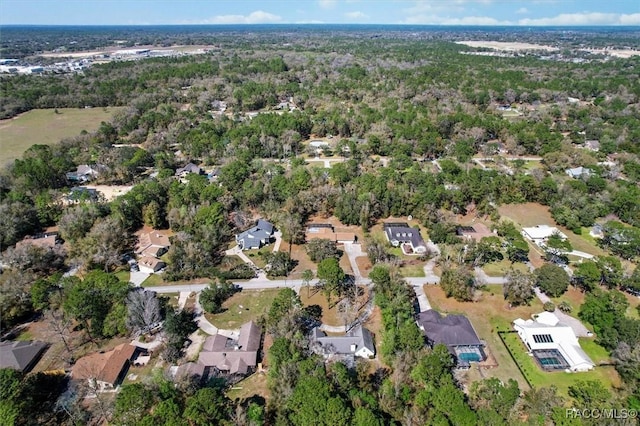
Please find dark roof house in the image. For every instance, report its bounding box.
[198,321,261,375]
[383,223,427,254]
[236,220,275,250]
[0,340,47,373]
[417,310,485,367]
[310,325,375,359]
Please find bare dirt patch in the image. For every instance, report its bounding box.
[84,185,133,201]
[355,256,372,278]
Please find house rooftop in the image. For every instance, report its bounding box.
[311,325,375,357]
[198,321,261,375]
[0,340,47,372]
[71,343,137,385]
[417,310,482,347]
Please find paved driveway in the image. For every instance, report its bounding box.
[129,271,150,286]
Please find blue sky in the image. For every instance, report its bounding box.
[1,0,638,26]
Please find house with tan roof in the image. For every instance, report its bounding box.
[198,321,261,375]
[136,229,171,258]
[15,233,60,250]
[71,344,137,392]
[305,223,357,244]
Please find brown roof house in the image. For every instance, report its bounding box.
[305,223,357,244]
[0,340,47,373]
[198,321,261,375]
[71,344,137,392]
[15,233,60,250]
[136,229,171,273]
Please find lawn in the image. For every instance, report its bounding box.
[0,107,124,166]
[499,331,620,398]
[482,259,529,277]
[205,289,281,330]
[115,270,130,283]
[244,246,273,269]
[299,286,343,327]
[226,372,270,401]
[140,274,165,287]
[424,283,546,391]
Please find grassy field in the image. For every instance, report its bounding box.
[300,286,344,327]
[498,203,606,257]
[227,372,270,401]
[482,259,529,277]
[0,107,124,166]
[206,289,280,330]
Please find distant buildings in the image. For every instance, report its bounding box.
[513,312,594,372]
[15,232,60,250]
[310,325,375,359]
[66,164,105,183]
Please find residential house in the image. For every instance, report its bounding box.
[565,167,592,179]
[305,223,357,244]
[135,229,171,274]
[383,223,427,255]
[236,219,275,250]
[0,340,47,373]
[15,232,60,250]
[66,164,105,183]
[513,312,595,372]
[136,229,171,258]
[65,187,99,204]
[174,362,207,384]
[138,256,166,274]
[310,325,375,359]
[175,163,203,178]
[417,310,485,367]
[198,321,261,375]
[521,225,567,245]
[71,344,138,391]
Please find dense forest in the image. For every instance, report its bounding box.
[1,26,639,425]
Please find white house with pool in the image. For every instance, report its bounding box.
[513,312,594,372]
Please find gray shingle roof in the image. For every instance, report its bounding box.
[0,340,47,372]
[384,226,426,249]
[417,310,482,347]
[311,325,375,356]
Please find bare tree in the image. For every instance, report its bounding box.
[126,289,161,334]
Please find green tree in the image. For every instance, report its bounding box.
[113,383,156,425]
[595,256,623,289]
[306,238,339,263]
[317,257,346,305]
[440,267,476,302]
[469,378,520,421]
[573,261,601,291]
[535,263,570,297]
[183,387,231,426]
[568,380,611,408]
[503,269,534,306]
[199,280,238,314]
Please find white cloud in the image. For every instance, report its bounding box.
[519,12,640,26]
[345,11,369,20]
[203,10,282,24]
[319,0,338,9]
[516,7,529,15]
[401,13,511,25]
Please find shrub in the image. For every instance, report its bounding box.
[543,301,556,312]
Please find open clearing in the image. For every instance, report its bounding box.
[0,107,124,166]
[498,203,606,257]
[206,289,280,330]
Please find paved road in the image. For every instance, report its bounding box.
[343,242,365,284]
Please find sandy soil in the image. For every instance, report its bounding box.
[456,41,557,52]
[580,48,640,58]
[84,185,133,201]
